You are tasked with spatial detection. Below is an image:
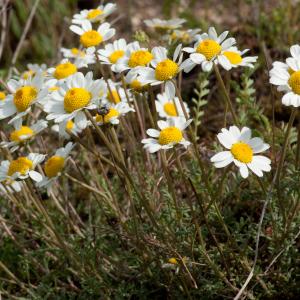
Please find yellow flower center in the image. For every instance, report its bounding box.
[223,51,242,65]
[168,258,178,265]
[158,127,183,145]
[22,70,35,79]
[130,79,146,92]
[71,48,85,57]
[54,62,77,80]
[163,102,178,116]
[64,88,92,113]
[109,50,125,64]
[80,30,103,48]
[44,156,65,178]
[288,71,300,95]
[0,91,6,101]
[10,126,34,142]
[95,108,119,124]
[87,9,103,20]
[230,142,253,163]
[107,90,121,104]
[128,50,153,68]
[8,157,33,176]
[155,59,179,81]
[13,86,37,112]
[66,120,74,130]
[196,39,221,60]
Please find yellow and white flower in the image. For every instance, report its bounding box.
[142,117,192,153]
[70,20,115,48]
[101,80,132,104]
[94,102,134,125]
[168,29,201,44]
[217,47,257,70]
[211,126,271,178]
[1,119,48,152]
[98,39,128,72]
[114,41,153,73]
[52,119,84,139]
[181,27,236,72]
[21,63,47,79]
[144,18,185,31]
[72,3,116,24]
[0,153,46,192]
[270,44,300,106]
[44,72,102,127]
[137,44,183,90]
[155,83,189,118]
[37,142,74,192]
[125,70,148,92]
[0,72,47,123]
[61,47,96,66]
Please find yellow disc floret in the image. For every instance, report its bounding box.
[8,157,33,176]
[54,62,77,80]
[22,70,35,80]
[128,50,153,68]
[155,59,179,81]
[44,156,65,178]
[223,51,242,65]
[0,91,6,101]
[130,79,146,92]
[163,102,178,117]
[64,88,91,113]
[66,120,74,131]
[10,126,34,142]
[231,142,253,163]
[196,39,221,60]
[158,127,183,145]
[80,30,103,48]
[107,90,121,104]
[13,86,37,112]
[71,48,85,57]
[109,50,125,64]
[87,9,103,20]
[288,71,300,95]
[95,108,119,124]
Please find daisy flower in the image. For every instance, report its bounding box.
[269,46,300,107]
[47,59,86,84]
[97,39,128,72]
[1,119,48,152]
[144,18,185,31]
[52,119,84,139]
[0,153,46,190]
[142,117,192,153]
[61,47,96,66]
[217,47,258,70]
[168,29,201,44]
[94,102,134,125]
[210,126,271,178]
[70,20,115,48]
[125,70,148,92]
[43,72,102,127]
[21,63,47,79]
[181,27,236,72]
[155,83,189,118]
[37,142,74,193]
[72,3,116,24]
[0,72,47,123]
[114,41,153,73]
[137,44,183,91]
[101,80,132,105]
